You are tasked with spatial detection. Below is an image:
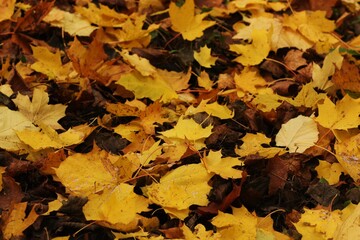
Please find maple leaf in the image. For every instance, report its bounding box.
[2,202,38,239]
[234,66,268,97]
[316,95,360,130]
[16,124,91,150]
[99,14,159,48]
[145,163,213,209]
[182,224,221,239]
[334,132,360,182]
[13,88,66,130]
[312,47,343,90]
[197,71,213,90]
[0,107,36,151]
[236,133,284,158]
[276,115,319,153]
[120,50,157,76]
[293,203,356,239]
[315,161,344,185]
[185,99,234,119]
[117,68,190,102]
[55,146,119,195]
[83,183,149,225]
[230,29,271,66]
[193,45,218,68]
[169,0,216,41]
[0,0,15,22]
[30,45,74,81]
[212,206,257,239]
[74,2,128,27]
[203,150,243,179]
[160,116,213,142]
[43,7,97,36]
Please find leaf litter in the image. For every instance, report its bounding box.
[0,0,360,239]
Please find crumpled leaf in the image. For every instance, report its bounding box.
[203,150,243,179]
[83,183,149,225]
[145,163,213,209]
[276,115,319,153]
[13,88,66,130]
[316,95,360,130]
[185,99,234,119]
[193,45,218,68]
[169,0,215,41]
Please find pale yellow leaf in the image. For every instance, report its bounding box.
[276,115,319,153]
[316,161,345,185]
[13,88,67,130]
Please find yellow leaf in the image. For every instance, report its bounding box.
[234,67,268,97]
[203,150,243,179]
[74,2,128,27]
[212,206,257,239]
[182,224,220,239]
[334,202,360,240]
[194,46,218,68]
[13,88,67,130]
[117,69,190,102]
[160,116,213,141]
[236,133,284,158]
[294,204,357,240]
[289,83,327,109]
[197,71,213,90]
[185,99,234,119]
[316,161,344,185]
[146,163,213,209]
[230,29,270,66]
[0,107,36,151]
[16,124,87,150]
[120,50,157,76]
[30,45,74,81]
[276,115,319,153]
[0,0,15,22]
[0,166,5,191]
[43,7,97,36]
[2,202,38,239]
[99,14,159,48]
[335,133,360,182]
[316,95,360,130]
[312,47,343,90]
[83,183,149,225]
[169,0,215,41]
[55,147,118,195]
[251,90,287,112]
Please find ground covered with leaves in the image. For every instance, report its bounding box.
[1,0,360,239]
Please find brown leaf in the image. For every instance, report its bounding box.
[333,57,360,92]
[284,50,307,71]
[0,176,24,210]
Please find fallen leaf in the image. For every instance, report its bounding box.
[332,57,360,92]
[203,150,243,179]
[236,133,283,158]
[145,163,213,209]
[194,45,218,68]
[0,0,15,22]
[316,95,360,130]
[276,115,319,153]
[169,0,216,41]
[316,161,344,185]
[185,99,234,119]
[13,88,67,130]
